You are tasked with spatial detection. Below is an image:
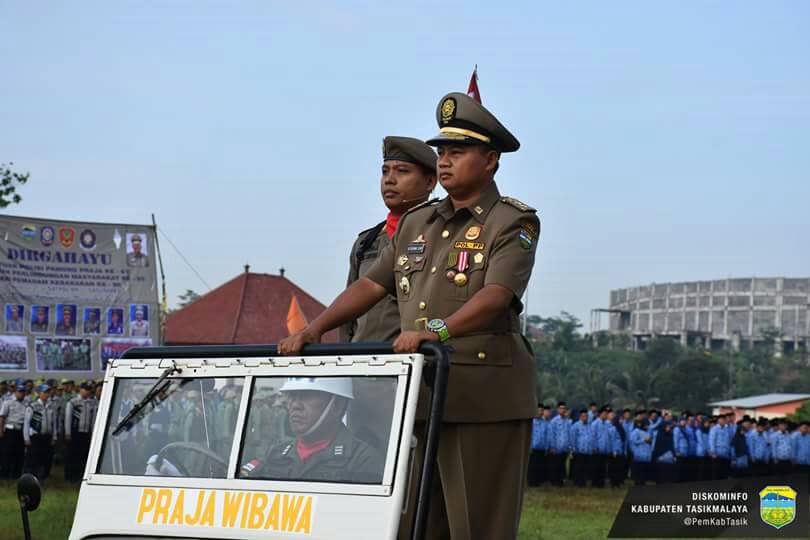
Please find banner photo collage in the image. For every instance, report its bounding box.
[0,215,160,377]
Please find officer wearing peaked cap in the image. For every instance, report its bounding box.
[280,91,540,539]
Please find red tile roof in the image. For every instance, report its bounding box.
[165,272,337,344]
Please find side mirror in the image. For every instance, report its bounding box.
[18,473,42,512]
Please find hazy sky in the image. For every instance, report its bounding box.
[2,2,808,328]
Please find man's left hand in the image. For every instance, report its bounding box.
[393,330,438,353]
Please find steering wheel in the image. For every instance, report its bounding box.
[156,441,228,477]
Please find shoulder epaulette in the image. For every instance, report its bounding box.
[356,220,386,239]
[403,197,440,217]
[499,196,535,213]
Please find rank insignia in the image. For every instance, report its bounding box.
[519,229,534,250]
[399,276,410,295]
[465,226,481,240]
[397,255,409,266]
[414,256,424,263]
[454,241,485,250]
[473,206,484,215]
[413,234,426,243]
[473,252,484,264]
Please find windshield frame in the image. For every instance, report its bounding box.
[86,355,421,497]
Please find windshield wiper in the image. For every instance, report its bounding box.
[112,362,182,436]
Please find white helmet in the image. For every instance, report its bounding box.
[279,377,353,400]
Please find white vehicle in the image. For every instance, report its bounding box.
[55,343,448,540]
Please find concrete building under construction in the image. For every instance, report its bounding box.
[592,277,810,354]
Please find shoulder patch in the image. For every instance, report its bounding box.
[500,196,535,213]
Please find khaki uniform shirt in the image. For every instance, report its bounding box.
[365,181,540,423]
[338,225,402,343]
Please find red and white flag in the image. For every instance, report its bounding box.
[467,66,481,104]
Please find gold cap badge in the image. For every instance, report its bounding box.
[440,98,456,125]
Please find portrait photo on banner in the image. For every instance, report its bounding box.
[30,304,50,333]
[0,335,28,370]
[4,304,25,333]
[126,232,150,268]
[100,337,152,371]
[129,304,149,337]
[107,307,125,335]
[35,337,92,371]
[83,307,101,335]
[55,303,78,336]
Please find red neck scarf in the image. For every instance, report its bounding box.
[296,438,332,463]
[384,212,401,240]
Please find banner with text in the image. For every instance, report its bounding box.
[0,215,159,379]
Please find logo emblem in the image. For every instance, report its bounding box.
[79,229,96,251]
[58,227,75,248]
[113,229,122,249]
[40,226,55,246]
[440,98,456,125]
[465,226,481,240]
[760,485,796,529]
[21,224,37,241]
[473,252,484,264]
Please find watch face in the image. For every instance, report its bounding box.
[427,319,444,332]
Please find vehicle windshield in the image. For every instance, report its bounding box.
[97,375,399,484]
[238,376,397,485]
[98,377,244,478]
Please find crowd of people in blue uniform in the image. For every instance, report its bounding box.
[529,402,810,487]
[0,377,101,485]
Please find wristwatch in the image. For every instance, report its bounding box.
[427,319,451,343]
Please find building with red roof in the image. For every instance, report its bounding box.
[165,267,337,345]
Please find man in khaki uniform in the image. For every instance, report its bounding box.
[280,91,540,539]
[339,136,437,343]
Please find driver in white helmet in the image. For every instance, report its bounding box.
[240,377,384,484]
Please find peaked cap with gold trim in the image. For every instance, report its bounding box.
[426,92,519,153]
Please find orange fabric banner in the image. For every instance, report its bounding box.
[286,295,308,335]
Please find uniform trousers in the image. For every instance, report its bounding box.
[711,457,730,480]
[631,461,651,486]
[590,453,607,487]
[66,432,91,482]
[570,453,590,487]
[607,454,625,487]
[771,460,793,476]
[399,420,531,540]
[698,456,713,481]
[750,460,769,478]
[24,434,55,482]
[527,449,545,487]
[655,462,677,484]
[1,429,25,479]
[547,451,566,486]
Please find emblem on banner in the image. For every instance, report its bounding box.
[40,226,55,247]
[21,224,37,241]
[759,485,796,529]
[58,227,75,248]
[79,229,97,251]
[113,229,122,249]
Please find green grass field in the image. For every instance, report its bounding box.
[0,472,625,540]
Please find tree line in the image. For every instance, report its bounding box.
[527,312,810,414]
